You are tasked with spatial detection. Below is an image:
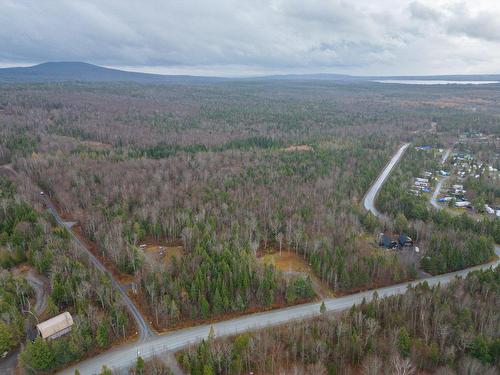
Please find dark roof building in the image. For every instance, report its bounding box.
[398,234,413,247]
[379,234,398,249]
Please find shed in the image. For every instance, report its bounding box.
[36,312,74,340]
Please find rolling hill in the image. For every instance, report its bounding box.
[0,62,219,83]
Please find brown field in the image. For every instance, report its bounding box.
[259,250,333,298]
[260,250,311,273]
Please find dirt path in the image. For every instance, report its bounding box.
[25,269,49,316]
[0,268,48,375]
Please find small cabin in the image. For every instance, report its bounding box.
[36,312,74,340]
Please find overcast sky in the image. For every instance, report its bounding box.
[1,0,499,76]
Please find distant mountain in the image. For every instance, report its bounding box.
[0,62,498,84]
[0,62,220,83]
[259,73,500,82]
[257,73,356,81]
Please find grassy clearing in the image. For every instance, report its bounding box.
[142,244,184,266]
[259,250,333,298]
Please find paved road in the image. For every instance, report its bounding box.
[42,196,154,342]
[431,148,451,209]
[61,245,500,375]
[430,175,449,209]
[440,148,451,164]
[363,143,410,220]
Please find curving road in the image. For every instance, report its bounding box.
[42,196,155,342]
[363,143,410,220]
[60,246,500,375]
[58,142,500,375]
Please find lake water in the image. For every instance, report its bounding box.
[373,80,499,85]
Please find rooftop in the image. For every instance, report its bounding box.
[36,312,74,339]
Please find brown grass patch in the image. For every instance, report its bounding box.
[260,250,311,273]
[141,243,184,266]
[282,144,313,152]
[259,250,334,298]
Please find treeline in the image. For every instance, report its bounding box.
[131,136,284,160]
[179,266,500,374]
[0,176,133,373]
[421,233,493,274]
[2,80,481,154]
[432,209,500,245]
[464,175,500,209]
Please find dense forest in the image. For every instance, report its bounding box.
[179,266,500,374]
[1,81,499,331]
[0,176,132,373]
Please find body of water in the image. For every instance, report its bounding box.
[373,80,499,85]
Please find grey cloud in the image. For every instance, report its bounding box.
[447,10,500,42]
[409,1,441,21]
[0,0,499,75]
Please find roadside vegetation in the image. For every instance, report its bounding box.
[179,266,500,375]
[0,176,133,373]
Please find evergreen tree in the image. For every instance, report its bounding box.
[96,321,109,348]
[320,301,326,314]
[20,336,56,372]
[397,328,411,357]
[208,325,215,341]
[136,355,145,375]
[0,322,14,353]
